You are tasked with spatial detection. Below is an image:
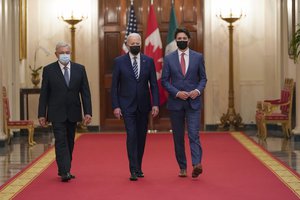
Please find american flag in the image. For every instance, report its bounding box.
[121,4,138,54]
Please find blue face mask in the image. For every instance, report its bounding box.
[59,54,70,64]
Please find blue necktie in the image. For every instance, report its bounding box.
[133,57,139,79]
[64,66,70,86]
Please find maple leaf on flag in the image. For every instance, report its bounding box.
[144,4,167,105]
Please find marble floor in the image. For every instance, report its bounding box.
[0,129,300,186]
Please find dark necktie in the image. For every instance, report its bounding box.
[180,53,186,75]
[64,66,70,86]
[133,57,139,79]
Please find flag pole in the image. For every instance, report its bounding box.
[147,1,157,133]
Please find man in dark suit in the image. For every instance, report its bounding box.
[111,33,159,181]
[161,28,207,178]
[38,42,92,182]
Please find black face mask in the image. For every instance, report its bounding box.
[176,41,188,50]
[129,46,141,55]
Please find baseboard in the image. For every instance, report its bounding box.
[10,124,286,136]
[205,124,284,131]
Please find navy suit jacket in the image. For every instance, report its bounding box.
[161,49,207,110]
[38,61,92,122]
[111,53,159,113]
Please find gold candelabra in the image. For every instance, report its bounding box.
[59,13,87,131]
[218,12,243,131]
[59,15,85,61]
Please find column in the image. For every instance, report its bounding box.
[292,64,300,134]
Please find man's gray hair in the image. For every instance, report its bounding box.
[55,41,71,51]
[127,33,141,42]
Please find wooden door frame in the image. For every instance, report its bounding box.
[99,0,204,131]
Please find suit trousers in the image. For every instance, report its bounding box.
[170,101,202,170]
[52,120,77,174]
[123,109,149,173]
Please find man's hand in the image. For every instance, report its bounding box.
[189,90,200,99]
[151,106,159,117]
[83,114,92,125]
[176,91,190,100]
[38,117,48,127]
[113,108,122,119]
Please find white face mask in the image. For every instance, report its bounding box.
[59,54,70,64]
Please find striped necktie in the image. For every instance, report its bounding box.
[133,56,139,79]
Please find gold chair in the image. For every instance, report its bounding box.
[2,86,36,145]
[256,78,294,139]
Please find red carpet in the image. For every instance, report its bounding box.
[1,133,300,200]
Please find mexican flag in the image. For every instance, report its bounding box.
[144,4,167,105]
[165,4,178,56]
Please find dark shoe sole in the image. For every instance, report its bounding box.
[129,177,138,181]
[61,177,71,182]
[178,174,187,177]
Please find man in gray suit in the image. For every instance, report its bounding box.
[161,28,207,178]
[38,42,92,182]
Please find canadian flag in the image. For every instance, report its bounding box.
[144,4,167,105]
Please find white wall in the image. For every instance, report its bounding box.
[26,0,99,125]
[204,0,295,125]
[1,0,297,128]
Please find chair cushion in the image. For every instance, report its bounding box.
[8,120,34,126]
[265,113,288,120]
[264,99,280,104]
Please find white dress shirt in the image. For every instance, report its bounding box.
[58,61,71,77]
[178,48,189,72]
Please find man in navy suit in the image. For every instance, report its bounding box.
[38,42,92,182]
[161,28,207,178]
[111,33,159,181]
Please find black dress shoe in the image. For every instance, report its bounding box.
[129,173,138,181]
[136,171,144,178]
[58,172,75,179]
[61,174,71,182]
[67,172,76,179]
